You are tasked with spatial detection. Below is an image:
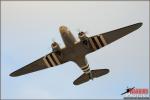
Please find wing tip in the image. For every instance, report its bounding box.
[9,72,19,77]
[9,73,15,77]
[136,22,143,28]
[73,82,79,85]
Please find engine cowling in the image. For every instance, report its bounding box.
[78,32,88,41]
[51,42,60,52]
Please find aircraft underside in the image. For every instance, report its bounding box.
[10,22,142,85]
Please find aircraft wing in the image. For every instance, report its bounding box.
[82,22,142,55]
[10,52,66,77]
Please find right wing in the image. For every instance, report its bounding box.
[80,22,143,55]
[10,52,66,77]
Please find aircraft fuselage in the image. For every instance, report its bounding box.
[59,26,77,48]
[59,26,91,74]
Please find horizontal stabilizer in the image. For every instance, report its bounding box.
[73,69,109,85]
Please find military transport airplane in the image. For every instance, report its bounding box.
[10,22,142,85]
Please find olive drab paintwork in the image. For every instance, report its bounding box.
[10,22,143,85]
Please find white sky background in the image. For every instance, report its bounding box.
[1,1,149,99]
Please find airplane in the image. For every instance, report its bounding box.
[10,22,143,85]
[121,87,135,95]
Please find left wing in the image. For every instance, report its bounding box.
[10,52,67,77]
[81,22,142,54]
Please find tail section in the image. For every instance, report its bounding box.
[73,69,109,85]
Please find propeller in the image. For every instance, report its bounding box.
[77,28,88,34]
[51,38,55,43]
[51,38,62,47]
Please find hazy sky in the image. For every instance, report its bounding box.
[1,1,149,99]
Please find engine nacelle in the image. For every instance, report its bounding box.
[78,32,88,41]
[51,42,60,52]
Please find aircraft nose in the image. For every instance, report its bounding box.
[59,26,68,34]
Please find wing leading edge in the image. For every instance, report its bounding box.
[10,52,64,77]
[85,22,142,53]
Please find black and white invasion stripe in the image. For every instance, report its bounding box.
[89,34,107,50]
[43,53,61,67]
[81,64,90,74]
